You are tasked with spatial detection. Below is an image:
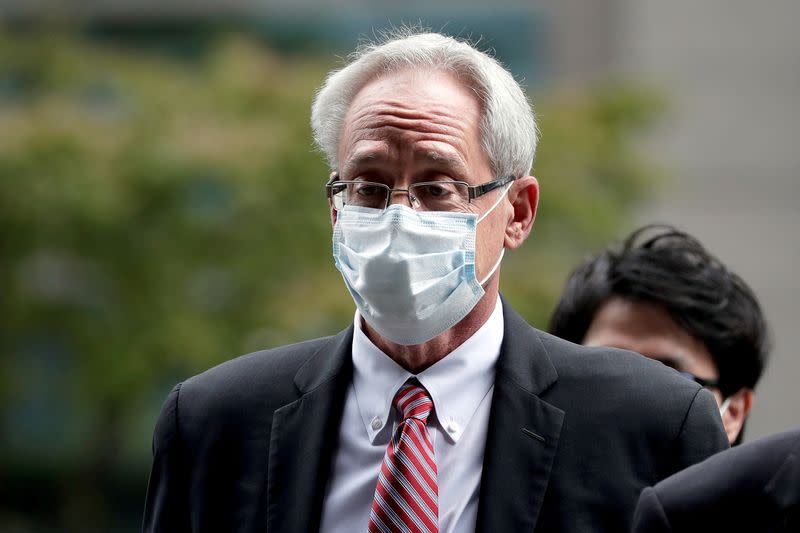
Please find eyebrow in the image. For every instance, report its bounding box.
[340,151,384,179]
[340,149,470,180]
[415,151,469,179]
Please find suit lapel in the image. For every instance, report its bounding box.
[266,327,354,533]
[475,300,565,533]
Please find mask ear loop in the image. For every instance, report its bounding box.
[719,397,731,417]
[479,248,505,286]
[477,182,512,223]
[477,182,513,286]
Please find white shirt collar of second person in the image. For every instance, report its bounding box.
[351,297,504,444]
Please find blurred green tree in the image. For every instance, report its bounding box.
[0,29,664,531]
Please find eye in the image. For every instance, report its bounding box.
[352,183,383,197]
[426,184,450,197]
[418,182,455,197]
[330,183,348,195]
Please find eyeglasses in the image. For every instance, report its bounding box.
[679,372,733,410]
[325,173,516,212]
[678,371,720,390]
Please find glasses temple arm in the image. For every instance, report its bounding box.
[468,175,516,200]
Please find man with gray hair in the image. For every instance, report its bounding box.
[143,31,727,532]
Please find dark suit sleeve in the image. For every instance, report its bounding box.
[142,383,191,533]
[672,387,729,473]
[631,487,671,533]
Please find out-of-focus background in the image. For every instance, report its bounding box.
[0,0,797,531]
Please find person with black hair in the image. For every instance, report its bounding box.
[549,224,769,445]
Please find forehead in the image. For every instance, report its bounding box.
[337,68,487,178]
[583,297,718,376]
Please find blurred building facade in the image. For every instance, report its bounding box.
[2,0,796,439]
[10,2,798,531]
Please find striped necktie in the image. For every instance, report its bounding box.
[368,381,439,533]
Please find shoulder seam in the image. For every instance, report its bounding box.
[174,382,184,449]
[673,385,702,444]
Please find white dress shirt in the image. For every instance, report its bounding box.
[319,298,504,533]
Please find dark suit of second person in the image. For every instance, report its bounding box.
[632,426,800,532]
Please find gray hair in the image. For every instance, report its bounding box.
[310,30,539,179]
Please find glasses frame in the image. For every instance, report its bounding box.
[678,371,721,390]
[325,173,517,212]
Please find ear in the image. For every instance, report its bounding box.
[504,176,539,250]
[722,388,754,444]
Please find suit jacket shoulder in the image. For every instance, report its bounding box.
[537,328,728,477]
[177,334,341,429]
[143,328,354,532]
[632,426,800,532]
[480,302,728,533]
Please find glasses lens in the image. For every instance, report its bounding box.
[410,181,469,211]
[336,182,388,210]
[329,183,345,210]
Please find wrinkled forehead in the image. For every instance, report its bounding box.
[336,69,486,176]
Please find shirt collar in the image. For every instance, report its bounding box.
[351,297,504,444]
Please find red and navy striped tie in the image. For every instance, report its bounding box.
[368,382,438,533]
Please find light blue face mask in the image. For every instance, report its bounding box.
[332,186,508,346]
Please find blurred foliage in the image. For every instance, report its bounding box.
[0,27,665,531]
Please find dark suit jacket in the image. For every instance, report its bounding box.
[632,426,800,532]
[143,299,728,532]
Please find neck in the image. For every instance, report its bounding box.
[364,287,500,373]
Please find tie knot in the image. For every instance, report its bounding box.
[393,382,433,423]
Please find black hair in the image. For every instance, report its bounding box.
[548,224,769,401]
